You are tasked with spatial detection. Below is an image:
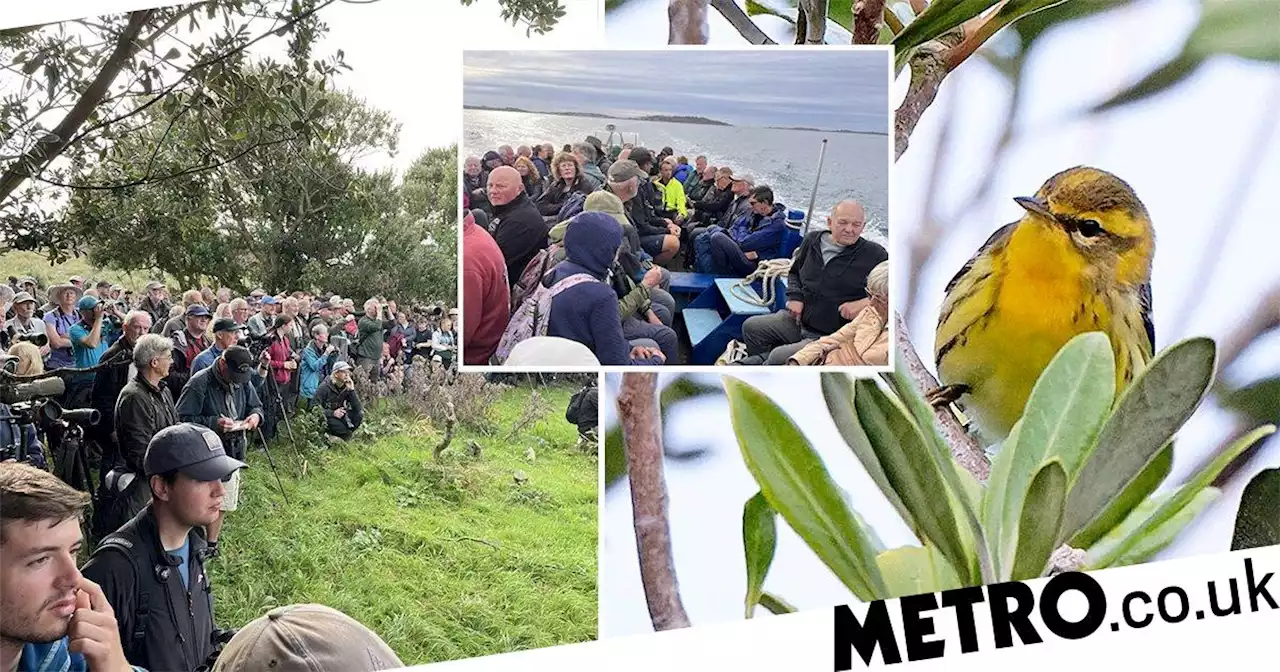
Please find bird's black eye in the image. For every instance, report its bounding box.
[1077,219,1104,238]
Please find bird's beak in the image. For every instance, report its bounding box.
[1014,196,1057,223]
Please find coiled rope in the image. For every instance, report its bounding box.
[728,258,791,307]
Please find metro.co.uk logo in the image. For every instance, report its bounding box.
[835,557,1276,669]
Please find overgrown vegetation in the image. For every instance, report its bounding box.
[206,381,598,664]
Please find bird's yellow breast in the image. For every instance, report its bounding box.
[937,221,1139,441]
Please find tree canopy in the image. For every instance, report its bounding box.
[1,1,457,305]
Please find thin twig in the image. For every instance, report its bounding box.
[894,311,990,482]
[619,372,691,631]
[445,536,499,550]
[853,0,886,44]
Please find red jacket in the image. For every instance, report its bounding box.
[463,217,510,365]
[267,337,293,385]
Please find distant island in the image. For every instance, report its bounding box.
[464,104,887,136]
[465,105,733,127]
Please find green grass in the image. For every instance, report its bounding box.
[206,384,598,665]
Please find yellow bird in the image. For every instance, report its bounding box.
[932,166,1156,442]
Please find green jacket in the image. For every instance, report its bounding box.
[355,314,395,361]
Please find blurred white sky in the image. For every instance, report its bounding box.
[603,0,1280,640]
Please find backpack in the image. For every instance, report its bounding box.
[494,273,596,364]
[556,191,587,223]
[509,241,564,315]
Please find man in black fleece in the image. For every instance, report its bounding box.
[488,165,548,285]
[742,200,887,364]
[610,159,680,265]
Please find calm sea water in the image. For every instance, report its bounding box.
[464,110,889,243]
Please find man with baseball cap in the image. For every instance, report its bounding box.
[213,604,402,672]
[608,159,680,264]
[164,304,213,397]
[246,295,277,338]
[313,361,363,442]
[175,345,264,551]
[139,281,170,327]
[81,423,242,672]
[5,291,45,353]
[190,317,245,376]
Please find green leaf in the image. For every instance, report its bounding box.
[1068,443,1172,550]
[743,492,778,618]
[1060,337,1217,544]
[1220,377,1280,425]
[1091,424,1276,568]
[1010,460,1067,580]
[876,545,963,598]
[1231,468,1280,551]
[1187,0,1280,62]
[724,377,887,600]
[891,0,1000,68]
[1087,488,1220,569]
[1094,0,1280,112]
[879,370,991,584]
[853,379,973,584]
[758,592,796,614]
[983,418,1023,580]
[822,373,915,532]
[995,332,1115,572]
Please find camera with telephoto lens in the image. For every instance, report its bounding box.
[0,364,99,465]
[245,331,276,359]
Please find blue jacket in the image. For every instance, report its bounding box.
[300,341,336,399]
[546,213,663,366]
[729,202,788,260]
[672,163,693,185]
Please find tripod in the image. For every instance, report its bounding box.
[260,367,305,465]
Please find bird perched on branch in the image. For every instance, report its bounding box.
[931,166,1156,442]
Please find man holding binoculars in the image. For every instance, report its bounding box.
[354,298,397,383]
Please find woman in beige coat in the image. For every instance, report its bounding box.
[788,260,889,366]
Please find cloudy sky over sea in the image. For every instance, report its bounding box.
[464,50,890,133]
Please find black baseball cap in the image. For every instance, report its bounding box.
[212,318,239,333]
[629,147,654,166]
[144,423,247,480]
[222,345,255,385]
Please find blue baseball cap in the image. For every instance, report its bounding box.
[260,296,278,305]
[76,295,100,311]
[186,304,212,317]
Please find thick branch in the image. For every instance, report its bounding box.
[619,372,691,631]
[894,36,958,160]
[853,0,886,44]
[710,0,777,45]
[0,9,154,203]
[894,311,990,482]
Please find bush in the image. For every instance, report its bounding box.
[403,366,506,431]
